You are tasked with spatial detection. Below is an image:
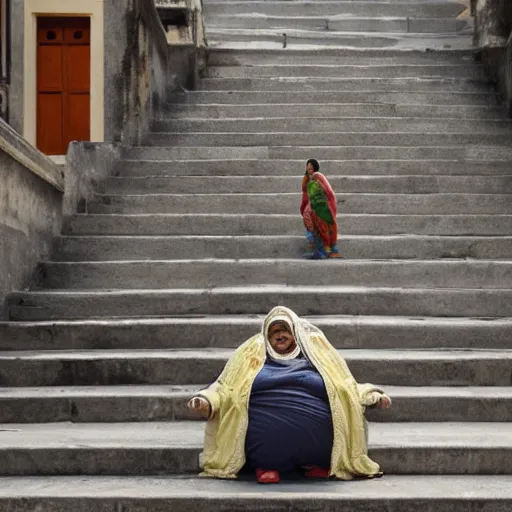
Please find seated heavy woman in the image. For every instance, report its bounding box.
[188,306,391,484]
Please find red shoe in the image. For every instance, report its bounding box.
[256,468,280,484]
[304,466,330,479]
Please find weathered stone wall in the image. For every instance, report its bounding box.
[1,0,206,314]
[474,0,512,48]
[157,0,208,91]
[105,0,170,146]
[474,0,512,115]
[0,120,63,317]
[63,142,121,216]
[9,0,24,135]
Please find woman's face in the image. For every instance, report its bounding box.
[268,321,297,355]
[306,162,315,175]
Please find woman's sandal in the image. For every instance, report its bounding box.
[304,466,330,479]
[256,468,281,484]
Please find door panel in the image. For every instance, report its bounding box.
[37,93,63,156]
[37,45,64,92]
[66,93,90,142]
[36,17,90,155]
[65,45,90,92]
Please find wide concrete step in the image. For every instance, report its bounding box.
[145,132,512,148]
[104,176,512,195]
[171,91,494,105]
[1,385,511,423]
[153,117,510,134]
[2,316,512,350]
[1,475,511,511]
[0,421,510,475]
[166,103,505,120]
[0,348,511,386]
[207,16,469,34]
[52,235,512,261]
[63,213,512,236]
[197,77,488,93]
[204,1,467,19]
[204,30,472,49]
[204,29,410,48]
[7,287,512,320]
[39,260,512,290]
[91,192,512,215]
[123,145,512,161]
[116,159,512,177]
[206,48,475,67]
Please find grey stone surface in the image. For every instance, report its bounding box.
[203,1,467,19]
[0,347,511,387]
[0,475,512,512]
[102,176,512,194]
[154,117,511,134]
[1,384,512,423]
[2,316,512,351]
[63,142,121,216]
[146,131,512,148]
[116,158,512,176]
[170,90,494,105]
[0,421,512,475]
[103,0,132,144]
[204,29,466,49]
[62,213,512,236]
[103,0,170,146]
[0,129,63,319]
[8,0,24,135]
[206,35,474,52]
[123,144,510,161]
[206,48,476,66]
[196,76,490,93]
[6,286,512,320]
[38,259,512,290]
[206,16,470,34]
[123,145,269,160]
[474,0,512,49]
[90,192,512,215]
[165,102,505,119]
[473,0,512,117]
[52,234,512,261]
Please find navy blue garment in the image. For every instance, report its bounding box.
[245,357,334,472]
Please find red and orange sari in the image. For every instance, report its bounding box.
[300,172,340,258]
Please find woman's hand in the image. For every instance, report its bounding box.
[188,396,211,418]
[376,394,391,409]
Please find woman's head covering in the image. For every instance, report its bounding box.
[306,158,320,173]
[262,306,309,360]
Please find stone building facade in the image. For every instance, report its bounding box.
[0,0,204,314]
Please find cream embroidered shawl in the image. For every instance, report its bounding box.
[198,306,388,480]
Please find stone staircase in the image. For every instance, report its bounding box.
[202,0,474,48]
[2,0,512,509]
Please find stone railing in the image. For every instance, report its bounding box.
[156,0,207,48]
[0,119,63,317]
[156,0,207,90]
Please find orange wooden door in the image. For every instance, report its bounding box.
[37,17,90,155]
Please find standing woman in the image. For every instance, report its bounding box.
[300,158,340,259]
